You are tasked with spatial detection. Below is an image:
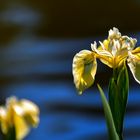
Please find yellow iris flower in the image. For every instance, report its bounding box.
[73,27,140,94]
[0,97,39,140]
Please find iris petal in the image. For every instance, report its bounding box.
[72,50,97,94]
[128,50,140,84]
[14,111,29,140]
[0,97,39,140]
[20,100,39,127]
[0,107,8,134]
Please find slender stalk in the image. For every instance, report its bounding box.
[118,134,123,140]
[4,127,16,140]
[109,63,129,140]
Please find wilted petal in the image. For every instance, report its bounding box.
[72,50,97,94]
[127,50,140,84]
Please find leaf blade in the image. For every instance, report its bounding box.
[97,84,119,140]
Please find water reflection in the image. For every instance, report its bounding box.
[0,5,40,27]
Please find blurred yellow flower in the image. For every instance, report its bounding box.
[0,97,39,140]
[72,27,140,93]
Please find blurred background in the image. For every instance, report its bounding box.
[0,0,140,140]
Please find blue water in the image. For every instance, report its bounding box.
[1,37,140,140]
[1,81,140,140]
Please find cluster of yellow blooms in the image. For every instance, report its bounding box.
[73,27,140,93]
[0,97,39,140]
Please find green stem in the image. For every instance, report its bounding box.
[4,127,16,140]
[109,63,129,140]
[118,134,123,140]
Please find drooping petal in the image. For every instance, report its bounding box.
[72,50,97,94]
[98,55,113,68]
[91,41,114,68]
[127,50,140,84]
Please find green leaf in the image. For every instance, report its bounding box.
[109,77,123,138]
[109,63,129,139]
[117,64,129,134]
[97,84,119,140]
[117,64,129,112]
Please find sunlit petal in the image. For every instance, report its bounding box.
[127,51,140,84]
[0,107,8,134]
[102,40,110,51]
[121,36,137,50]
[20,100,40,127]
[131,47,140,54]
[0,97,39,140]
[99,41,106,50]
[91,41,98,52]
[91,42,112,57]
[73,50,97,94]
[108,27,121,39]
[13,110,29,140]
[98,55,113,68]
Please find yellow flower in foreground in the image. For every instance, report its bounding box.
[0,97,39,140]
[73,27,140,93]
